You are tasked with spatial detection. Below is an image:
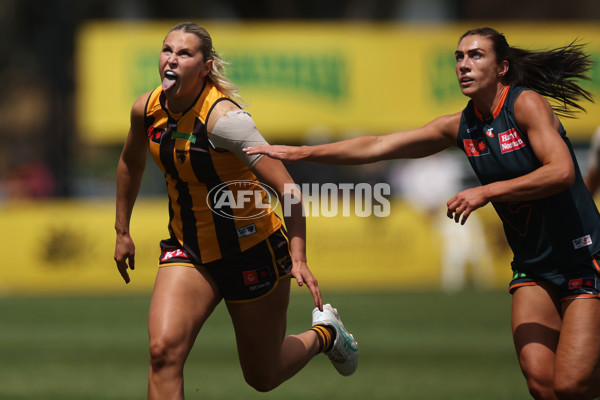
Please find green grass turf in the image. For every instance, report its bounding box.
[0,290,531,400]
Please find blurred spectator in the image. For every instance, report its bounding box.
[390,152,494,293]
[2,161,56,200]
[1,0,599,202]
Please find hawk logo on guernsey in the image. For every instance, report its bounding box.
[464,139,490,157]
[499,128,525,153]
[176,150,187,163]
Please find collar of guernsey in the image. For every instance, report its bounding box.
[144,82,282,264]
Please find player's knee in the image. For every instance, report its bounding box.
[554,386,592,400]
[149,337,183,371]
[526,381,555,400]
[523,372,555,400]
[243,371,280,392]
[554,375,598,400]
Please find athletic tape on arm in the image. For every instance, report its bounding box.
[209,110,268,168]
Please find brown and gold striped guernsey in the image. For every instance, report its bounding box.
[144,82,282,263]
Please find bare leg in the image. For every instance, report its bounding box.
[226,277,321,392]
[147,266,221,400]
[512,283,562,400]
[554,298,600,400]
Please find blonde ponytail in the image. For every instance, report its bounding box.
[208,49,243,102]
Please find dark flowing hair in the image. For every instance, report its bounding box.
[460,27,594,118]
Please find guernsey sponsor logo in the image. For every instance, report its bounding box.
[466,125,479,134]
[160,248,190,262]
[568,277,596,292]
[463,139,489,157]
[572,234,593,250]
[499,128,525,154]
[236,224,257,238]
[243,266,271,291]
[146,126,165,143]
[569,278,584,290]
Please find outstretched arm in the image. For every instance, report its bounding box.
[243,113,461,165]
[114,93,150,283]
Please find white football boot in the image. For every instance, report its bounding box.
[312,304,359,376]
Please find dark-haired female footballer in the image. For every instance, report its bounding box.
[114,22,358,399]
[245,27,600,400]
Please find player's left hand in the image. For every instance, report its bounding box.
[291,260,323,311]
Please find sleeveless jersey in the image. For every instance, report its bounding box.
[457,85,600,273]
[144,82,282,263]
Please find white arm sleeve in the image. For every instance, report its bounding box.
[209,110,268,169]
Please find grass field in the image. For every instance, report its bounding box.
[0,290,531,400]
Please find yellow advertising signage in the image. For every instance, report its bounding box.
[0,199,512,295]
[76,21,600,144]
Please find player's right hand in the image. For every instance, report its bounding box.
[114,233,135,284]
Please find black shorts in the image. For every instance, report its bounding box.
[158,229,292,303]
[509,255,600,301]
